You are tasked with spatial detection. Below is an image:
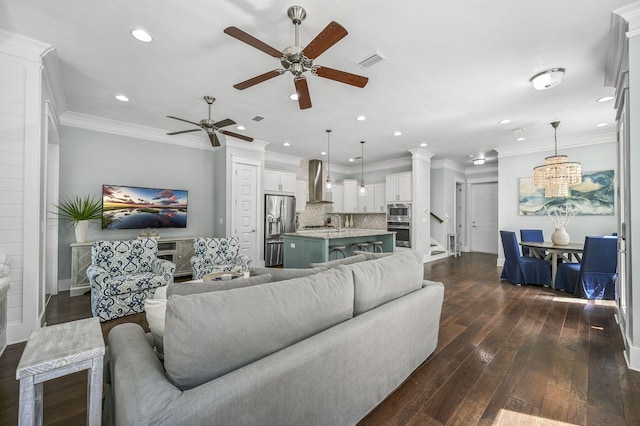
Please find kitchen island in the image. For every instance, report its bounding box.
[283,229,395,269]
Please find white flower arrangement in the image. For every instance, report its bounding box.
[544,204,579,228]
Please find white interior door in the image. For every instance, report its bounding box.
[470,182,498,254]
[232,161,259,265]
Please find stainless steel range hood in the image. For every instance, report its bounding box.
[307,159,333,204]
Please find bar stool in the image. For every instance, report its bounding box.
[329,245,347,260]
[369,241,384,253]
[352,242,370,253]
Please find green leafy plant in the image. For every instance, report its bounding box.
[55,195,102,224]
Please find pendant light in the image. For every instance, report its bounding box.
[358,141,367,196]
[533,121,581,197]
[325,130,332,192]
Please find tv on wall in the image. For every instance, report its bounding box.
[102,185,188,230]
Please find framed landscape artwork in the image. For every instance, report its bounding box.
[518,170,615,216]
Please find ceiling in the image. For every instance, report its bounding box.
[0,0,627,168]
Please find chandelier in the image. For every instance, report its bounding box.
[533,121,581,197]
[358,141,367,196]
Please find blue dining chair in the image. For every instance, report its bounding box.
[520,229,544,257]
[554,236,618,299]
[500,231,552,286]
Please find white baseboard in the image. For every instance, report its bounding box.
[58,278,71,292]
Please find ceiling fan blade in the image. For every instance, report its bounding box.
[233,69,284,90]
[208,132,220,147]
[313,66,368,88]
[294,77,312,110]
[302,21,348,60]
[220,130,254,142]
[166,129,202,136]
[224,26,283,58]
[213,118,236,129]
[167,115,202,127]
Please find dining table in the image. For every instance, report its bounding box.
[519,241,585,288]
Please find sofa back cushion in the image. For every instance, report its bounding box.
[346,250,424,315]
[163,267,354,390]
[250,266,327,281]
[166,273,273,297]
[308,253,367,268]
[91,238,158,277]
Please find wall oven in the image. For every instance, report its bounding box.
[387,221,411,248]
[387,203,411,222]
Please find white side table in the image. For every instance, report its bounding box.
[16,317,105,426]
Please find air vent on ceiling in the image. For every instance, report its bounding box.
[512,127,526,134]
[358,52,386,69]
[252,116,264,122]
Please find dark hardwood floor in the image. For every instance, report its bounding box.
[1,253,639,425]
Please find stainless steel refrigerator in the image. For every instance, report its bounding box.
[264,194,296,266]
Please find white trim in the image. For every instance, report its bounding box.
[432,159,465,173]
[614,1,640,33]
[408,147,435,162]
[265,150,301,166]
[495,135,616,158]
[624,339,640,372]
[41,48,67,118]
[0,30,52,63]
[465,165,499,176]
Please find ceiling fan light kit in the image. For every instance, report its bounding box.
[224,5,369,110]
[166,96,254,147]
[530,67,566,90]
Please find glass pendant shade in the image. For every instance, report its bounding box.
[533,122,581,197]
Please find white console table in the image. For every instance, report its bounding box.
[16,318,105,426]
[70,237,195,296]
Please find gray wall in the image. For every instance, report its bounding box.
[58,126,216,279]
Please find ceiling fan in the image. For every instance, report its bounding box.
[166,96,253,147]
[224,5,369,110]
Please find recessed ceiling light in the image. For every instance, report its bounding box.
[349,158,355,162]
[283,142,290,147]
[356,115,366,121]
[420,143,427,147]
[321,151,326,156]
[115,95,129,102]
[236,125,245,130]
[597,96,614,103]
[516,137,526,141]
[595,122,609,127]
[499,119,511,125]
[393,131,402,136]
[289,93,298,101]
[131,29,152,43]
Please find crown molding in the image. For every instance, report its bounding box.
[60,110,267,151]
[614,1,640,35]
[495,133,616,158]
[265,151,302,167]
[465,165,498,176]
[431,159,465,173]
[408,147,435,162]
[41,48,68,119]
[0,29,51,63]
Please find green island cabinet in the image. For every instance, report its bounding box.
[283,230,395,269]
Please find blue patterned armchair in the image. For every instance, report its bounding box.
[87,238,175,321]
[190,237,253,280]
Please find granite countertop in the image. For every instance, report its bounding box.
[285,228,394,240]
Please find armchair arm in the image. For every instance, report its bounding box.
[234,254,253,272]
[86,264,112,297]
[152,258,176,276]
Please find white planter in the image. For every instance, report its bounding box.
[551,227,570,246]
[74,220,89,243]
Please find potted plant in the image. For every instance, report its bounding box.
[55,195,102,243]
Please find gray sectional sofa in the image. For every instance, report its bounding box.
[105,250,445,425]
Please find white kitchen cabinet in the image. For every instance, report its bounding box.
[295,179,307,212]
[330,184,344,213]
[342,179,358,213]
[264,170,296,194]
[386,172,412,202]
[357,186,374,213]
[373,183,386,213]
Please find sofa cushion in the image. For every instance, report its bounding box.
[352,250,395,261]
[250,266,327,281]
[309,253,367,268]
[144,297,167,359]
[346,250,424,315]
[163,267,354,390]
[166,273,274,297]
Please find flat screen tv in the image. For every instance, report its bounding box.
[102,185,188,230]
